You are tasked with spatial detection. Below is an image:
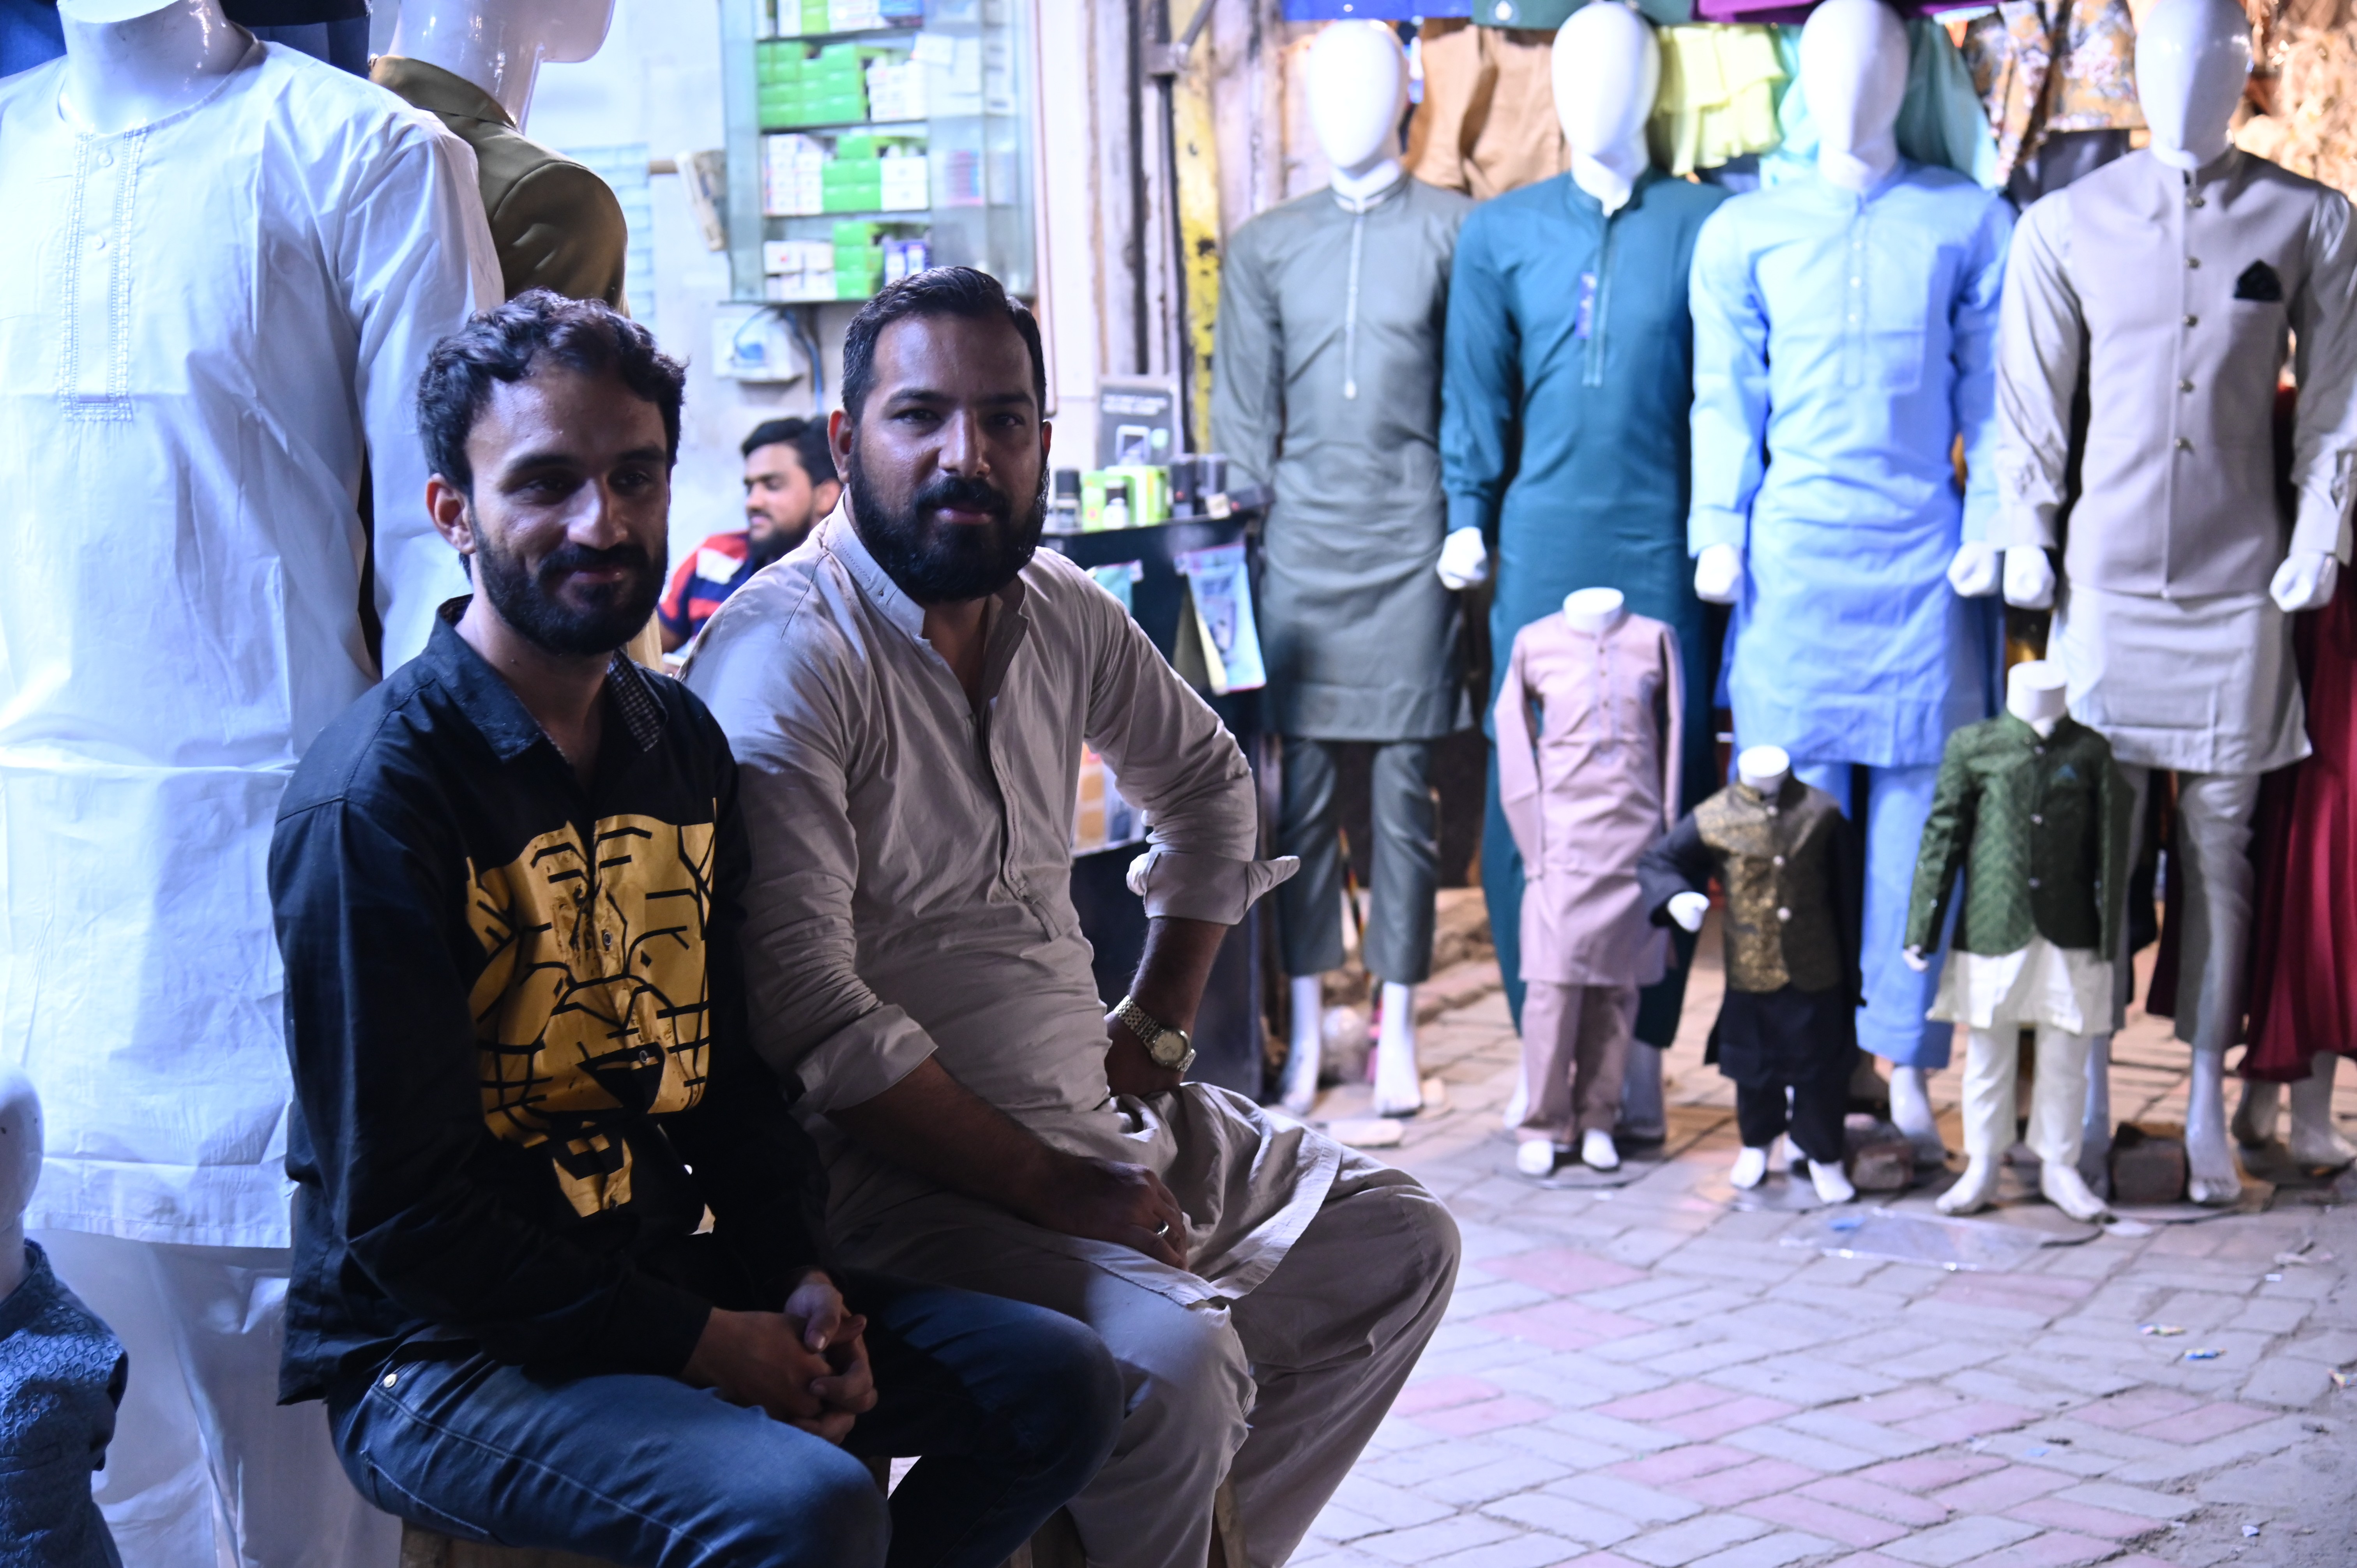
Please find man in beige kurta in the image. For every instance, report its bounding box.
[685,268,1459,1568]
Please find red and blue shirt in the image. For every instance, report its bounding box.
[659,530,761,644]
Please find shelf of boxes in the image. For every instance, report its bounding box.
[762,224,932,302]
[757,0,925,37]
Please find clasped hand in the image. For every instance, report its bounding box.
[681,1270,877,1444]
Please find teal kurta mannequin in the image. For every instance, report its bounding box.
[1441,168,1728,1032]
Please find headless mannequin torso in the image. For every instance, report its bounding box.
[1436,4,1659,594]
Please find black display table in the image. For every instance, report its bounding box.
[1045,516,1270,1098]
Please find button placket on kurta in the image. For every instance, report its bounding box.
[62,129,139,415]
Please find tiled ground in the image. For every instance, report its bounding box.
[1296,897,2357,1568]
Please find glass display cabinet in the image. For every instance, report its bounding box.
[719,0,1039,304]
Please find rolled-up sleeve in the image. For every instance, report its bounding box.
[684,590,938,1115]
[1070,576,1297,924]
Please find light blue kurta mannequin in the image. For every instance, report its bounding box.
[1688,159,2011,1067]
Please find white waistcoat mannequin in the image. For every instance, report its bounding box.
[388,0,615,128]
[1438,3,1661,597]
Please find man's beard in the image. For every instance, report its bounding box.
[846,446,1046,607]
[474,526,665,658]
[744,517,809,573]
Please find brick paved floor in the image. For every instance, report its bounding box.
[1292,898,2357,1568]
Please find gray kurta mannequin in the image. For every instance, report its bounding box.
[1215,23,1472,1119]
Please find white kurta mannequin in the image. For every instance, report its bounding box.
[1283,23,1429,1118]
[1696,0,1954,1160]
[1907,664,2109,1221]
[26,9,493,1565]
[387,0,616,128]
[2037,0,2326,1203]
[0,1070,39,1305]
[1511,588,1641,1176]
[1435,3,1659,595]
[1667,747,1859,1204]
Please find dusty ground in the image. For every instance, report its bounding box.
[1293,892,2357,1568]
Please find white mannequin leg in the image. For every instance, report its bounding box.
[2184,1045,2241,1204]
[1515,1139,1559,1176]
[2232,1075,2282,1148]
[2080,1032,2114,1192]
[1580,1128,1620,1171]
[2026,1024,2107,1220]
[2288,1054,2357,1169]
[1372,980,1422,1116]
[1938,1028,2011,1215]
[1281,975,1324,1115]
[1809,1159,1856,1203]
[1889,1064,1945,1161]
[1730,1146,1770,1189]
[1619,1045,1666,1141]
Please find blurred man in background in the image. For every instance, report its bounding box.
[659,416,842,650]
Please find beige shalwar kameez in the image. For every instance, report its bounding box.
[684,514,1460,1568]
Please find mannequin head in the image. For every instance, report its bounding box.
[0,1069,42,1300]
[1305,22,1407,180]
[1563,586,1628,634]
[1800,0,1908,193]
[1552,3,1659,210]
[2137,0,2249,171]
[390,0,617,126]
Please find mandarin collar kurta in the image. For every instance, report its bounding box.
[684,514,1322,1308]
[0,44,500,1247]
[1212,176,1473,741]
[1690,161,2013,769]
[1905,713,2134,959]
[1495,610,1684,987]
[1995,148,2357,596]
[1443,170,1727,783]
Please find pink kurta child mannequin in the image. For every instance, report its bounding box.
[1496,587,1684,1174]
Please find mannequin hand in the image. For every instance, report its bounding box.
[1693,544,1743,606]
[2003,546,2056,609]
[2270,549,2339,614]
[1436,526,1491,590]
[1902,945,1929,974]
[1666,892,1710,933]
[1946,541,2000,597]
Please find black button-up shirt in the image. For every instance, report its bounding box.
[271,604,828,1402]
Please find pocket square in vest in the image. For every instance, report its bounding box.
[2235,261,2285,302]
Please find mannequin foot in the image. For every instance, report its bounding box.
[1730,1146,1770,1190]
[1889,1065,1947,1163]
[2288,1056,2357,1170]
[1515,1139,1560,1178]
[1581,1128,1620,1171]
[1809,1159,1856,1204]
[1282,975,1324,1116]
[2040,1160,2110,1222]
[2186,1049,2240,1204]
[1777,1133,1804,1173]
[2232,1078,2282,1148]
[1937,1158,2001,1215]
[1371,982,1421,1116]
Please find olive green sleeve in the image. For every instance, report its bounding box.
[489,160,630,307]
[1905,733,1975,953]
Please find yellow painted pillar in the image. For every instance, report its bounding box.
[1171,0,1224,450]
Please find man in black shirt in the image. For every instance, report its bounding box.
[270,290,1120,1566]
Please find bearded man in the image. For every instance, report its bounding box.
[269,290,1122,1565]
[685,267,1461,1568]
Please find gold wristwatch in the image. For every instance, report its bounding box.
[1113,994,1195,1076]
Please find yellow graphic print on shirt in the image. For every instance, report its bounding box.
[464,814,717,1218]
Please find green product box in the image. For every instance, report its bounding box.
[1103,464,1170,526]
[832,220,881,246]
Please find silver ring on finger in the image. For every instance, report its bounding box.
[1155,1221,1173,1239]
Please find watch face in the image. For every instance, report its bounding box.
[1148,1031,1191,1067]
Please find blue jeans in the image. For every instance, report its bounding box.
[326,1271,1121,1568]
